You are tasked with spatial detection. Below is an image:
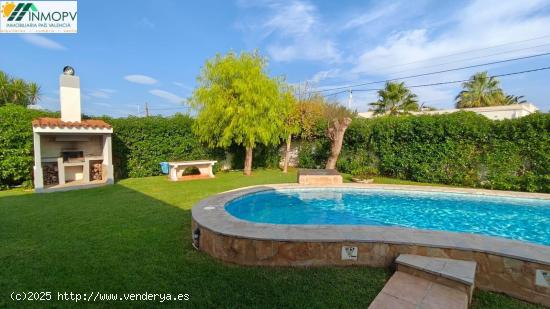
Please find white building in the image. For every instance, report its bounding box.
[358,103,539,120]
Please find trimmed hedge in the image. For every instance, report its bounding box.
[104,115,224,179]
[0,104,57,189]
[335,112,550,192]
[1,104,549,193]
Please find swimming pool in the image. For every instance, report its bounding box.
[225,188,550,246]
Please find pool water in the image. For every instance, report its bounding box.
[225,189,550,246]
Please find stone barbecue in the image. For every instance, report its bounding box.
[32,67,114,192]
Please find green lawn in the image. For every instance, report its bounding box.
[0,169,542,308]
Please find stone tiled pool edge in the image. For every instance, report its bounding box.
[191,184,550,306]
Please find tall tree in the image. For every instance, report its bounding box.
[0,71,40,107]
[324,102,354,170]
[281,87,300,173]
[455,72,505,108]
[369,81,419,115]
[280,89,326,173]
[27,82,41,106]
[503,94,527,105]
[190,51,291,176]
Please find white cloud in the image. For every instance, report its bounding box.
[309,69,341,84]
[124,74,158,85]
[240,0,340,63]
[21,34,66,50]
[89,90,113,99]
[173,81,193,91]
[342,3,398,30]
[353,0,550,77]
[149,89,184,104]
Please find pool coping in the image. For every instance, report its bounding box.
[191,183,550,266]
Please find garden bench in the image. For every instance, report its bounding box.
[168,160,217,181]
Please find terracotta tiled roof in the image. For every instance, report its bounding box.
[32,117,112,129]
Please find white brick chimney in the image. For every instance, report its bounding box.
[59,73,81,122]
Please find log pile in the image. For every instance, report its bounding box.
[43,164,59,185]
[90,163,103,181]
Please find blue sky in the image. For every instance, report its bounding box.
[1,0,550,117]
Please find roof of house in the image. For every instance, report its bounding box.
[32,117,112,129]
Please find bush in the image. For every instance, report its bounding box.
[300,111,550,192]
[2,104,549,193]
[105,115,224,179]
[0,104,57,189]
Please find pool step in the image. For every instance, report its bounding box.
[369,255,477,309]
[396,254,477,303]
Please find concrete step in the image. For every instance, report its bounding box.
[369,271,469,309]
[395,254,476,303]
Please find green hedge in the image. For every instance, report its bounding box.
[2,104,549,193]
[334,112,550,192]
[104,115,224,179]
[0,105,224,188]
[0,105,57,188]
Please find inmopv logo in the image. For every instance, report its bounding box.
[0,1,77,33]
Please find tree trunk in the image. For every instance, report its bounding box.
[283,134,292,173]
[325,117,352,170]
[244,146,253,176]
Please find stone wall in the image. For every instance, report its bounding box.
[193,222,550,307]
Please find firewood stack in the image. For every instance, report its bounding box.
[43,164,59,185]
[90,163,103,181]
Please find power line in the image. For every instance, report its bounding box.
[384,42,550,76]
[311,51,550,94]
[380,34,550,70]
[323,66,550,97]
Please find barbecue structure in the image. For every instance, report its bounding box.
[32,67,114,192]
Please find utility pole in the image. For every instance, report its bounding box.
[137,104,140,116]
[144,102,150,117]
[348,88,353,109]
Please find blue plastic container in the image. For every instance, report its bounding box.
[160,162,170,174]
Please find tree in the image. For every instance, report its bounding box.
[27,82,41,106]
[189,51,291,176]
[281,87,300,173]
[369,81,419,115]
[0,70,41,107]
[455,72,505,108]
[503,94,527,105]
[324,102,354,170]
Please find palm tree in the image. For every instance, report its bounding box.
[455,72,505,108]
[9,79,29,106]
[27,82,41,105]
[503,94,527,105]
[369,81,419,115]
[0,71,11,105]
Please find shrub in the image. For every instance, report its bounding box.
[0,104,57,189]
[105,114,224,179]
[300,111,550,192]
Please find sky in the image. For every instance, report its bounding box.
[1,0,550,117]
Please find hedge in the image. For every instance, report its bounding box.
[334,112,550,193]
[1,104,549,193]
[104,115,225,179]
[0,104,57,189]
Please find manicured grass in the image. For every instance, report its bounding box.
[0,169,540,308]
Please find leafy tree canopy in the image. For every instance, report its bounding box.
[0,70,41,107]
[369,81,419,115]
[190,51,290,149]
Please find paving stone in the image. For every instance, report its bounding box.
[396,254,477,285]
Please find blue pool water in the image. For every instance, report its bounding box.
[225,189,550,246]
